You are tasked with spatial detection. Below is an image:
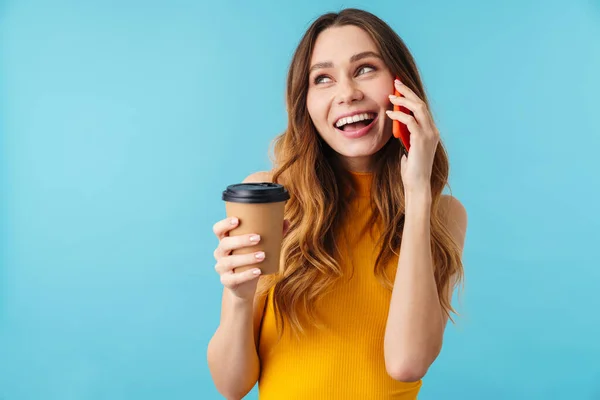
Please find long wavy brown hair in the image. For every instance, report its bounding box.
[256,8,464,341]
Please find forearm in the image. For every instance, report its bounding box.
[207,292,260,399]
[384,190,443,381]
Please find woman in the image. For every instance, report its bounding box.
[208,8,467,400]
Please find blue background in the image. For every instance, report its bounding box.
[1,0,599,399]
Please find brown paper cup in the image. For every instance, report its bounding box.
[222,182,290,275]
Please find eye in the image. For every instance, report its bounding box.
[314,75,331,84]
[357,64,376,76]
[312,64,376,85]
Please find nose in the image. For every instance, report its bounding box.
[335,79,363,105]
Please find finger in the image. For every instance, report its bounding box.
[388,94,431,128]
[213,217,239,240]
[220,268,262,288]
[394,79,423,103]
[385,110,421,134]
[389,94,419,110]
[215,251,265,275]
[214,233,261,260]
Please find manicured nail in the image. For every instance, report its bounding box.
[252,269,262,275]
[385,110,392,115]
[255,252,265,260]
[230,217,238,225]
[249,235,261,243]
[389,94,397,99]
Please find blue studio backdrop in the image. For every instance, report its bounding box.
[1,0,599,399]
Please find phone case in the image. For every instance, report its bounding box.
[392,77,412,152]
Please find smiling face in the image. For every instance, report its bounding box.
[306,25,395,172]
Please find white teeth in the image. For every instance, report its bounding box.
[335,112,376,128]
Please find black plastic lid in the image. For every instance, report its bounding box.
[222,182,290,204]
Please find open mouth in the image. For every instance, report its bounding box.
[333,112,377,132]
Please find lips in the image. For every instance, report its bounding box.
[332,110,379,129]
[334,113,379,139]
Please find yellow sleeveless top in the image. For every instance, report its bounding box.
[257,171,422,399]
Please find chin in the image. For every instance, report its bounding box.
[331,142,383,160]
[334,132,388,156]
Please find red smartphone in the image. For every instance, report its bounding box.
[392,76,412,152]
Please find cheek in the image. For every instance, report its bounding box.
[306,93,328,127]
[378,86,395,107]
[368,79,395,108]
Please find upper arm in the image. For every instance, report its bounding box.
[220,170,273,350]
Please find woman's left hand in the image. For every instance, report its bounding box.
[386,79,440,196]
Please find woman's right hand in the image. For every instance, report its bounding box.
[212,217,289,301]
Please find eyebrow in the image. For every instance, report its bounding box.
[309,51,382,74]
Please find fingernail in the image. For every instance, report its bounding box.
[385,110,392,115]
[389,94,397,99]
[255,252,265,260]
[230,218,238,225]
[252,269,262,275]
[249,234,260,243]
[395,79,402,85]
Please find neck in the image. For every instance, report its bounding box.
[338,155,374,173]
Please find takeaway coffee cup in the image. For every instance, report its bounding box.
[222,182,290,275]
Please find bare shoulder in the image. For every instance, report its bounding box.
[243,170,274,183]
[437,194,468,251]
[438,195,467,223]
[243,170,289,187]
